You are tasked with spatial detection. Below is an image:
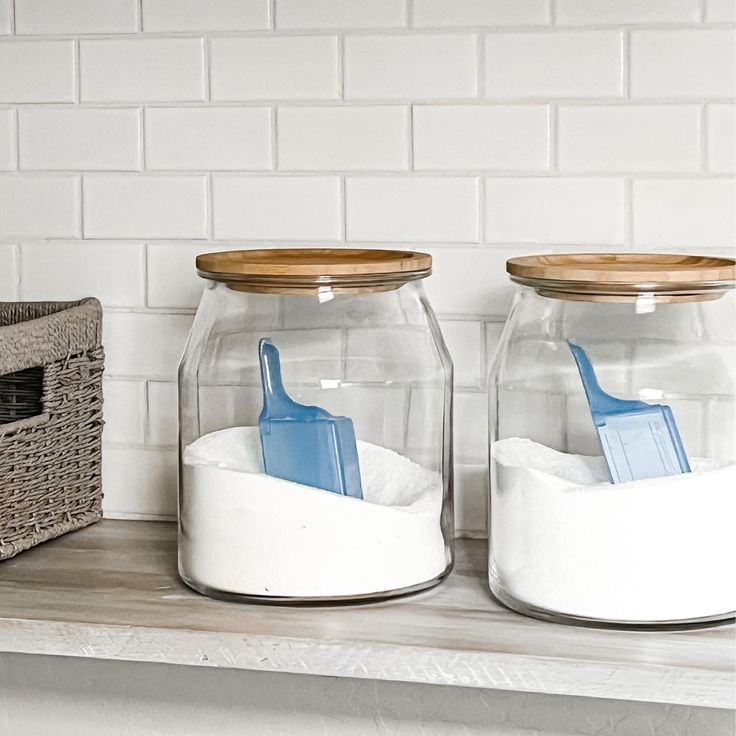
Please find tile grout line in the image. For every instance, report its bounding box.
[4,98,735,109]
[78,175,85,239]
[142,242,150,307]
[698,0,707,23]
[407,104,414,170]
[477,175,486,242]
[622,29,631,99]
[339,175,347,241]
[5,24,736,41]
[14,105,20,169]
[3,170,731,179]
[476,32,485,98]
[337,34,346,100]
[700,103,708,173]
[139,107,146,170]
[271,106,278,170]
[203,36,212,102]
[549,104,559,172]
[74,38,81,104]
[206,173,214,240]
[13,241,21,299]
[624,177,633,247]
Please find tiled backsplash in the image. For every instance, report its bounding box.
[0,0,734,534]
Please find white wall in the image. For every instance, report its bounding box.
[0,2,734,534]
[0,653,733,736]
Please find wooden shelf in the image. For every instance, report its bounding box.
[0,520,733,708]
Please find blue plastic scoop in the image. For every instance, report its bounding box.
[568,341,691,484]
[258,338,363,499]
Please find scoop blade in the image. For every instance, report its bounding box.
[568,341,690,484]
[258,338,363,499]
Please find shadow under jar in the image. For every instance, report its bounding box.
[178,248,453,603]
[488,253,736,628]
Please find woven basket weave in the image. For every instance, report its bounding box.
[0,298,104,560]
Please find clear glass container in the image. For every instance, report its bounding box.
[178,248,453,603]
[488,253,736,627]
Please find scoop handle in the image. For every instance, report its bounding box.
[259,338,300,418]
[568,341,650,418]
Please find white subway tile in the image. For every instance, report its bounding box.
[425,246,550,317]
[211,36,338,100]
[278,106,408,170]
[277,0,406,28]
[197,384,264,436]
[147,381,178,447]
[0,175,79,238]
[706,0,736,21]
[83,176,207,239]
[147,243,220,308]
[80,39,205,102]
[213,176,340,240]
[19,108,140,171]
[485,177,625,244]
[0,244,17,299]
[145,107,271,171]
[0,1,10,33]
[414,0,548,26]
[556,0,699,24]
[455,391,488,462]
[344,35,477,100]
[632,179,736,247]
[102,379,145,445]
[454,464,487,534]
[631,30,736,98]
[413,105,549,170]
[707,105,735,173]
[143,0,268,31]
[485,31,623,98]
[558,105,700,172]
[299,385,409,451]
[20,241,145,307]
[103,311,193,379]
[0,41,75,103]
[0,109,14,170]
[15,0,137,34]
[346,177,478,242]
[439,320,482,387]
[102,446,177,517]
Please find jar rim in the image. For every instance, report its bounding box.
[196,248,432,290]
[507,253,736,296]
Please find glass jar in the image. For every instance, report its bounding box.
[178,248,453,603]
[488,253,736,627]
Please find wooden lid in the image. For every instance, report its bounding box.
[507,253,735,299]
[196,248,432,292]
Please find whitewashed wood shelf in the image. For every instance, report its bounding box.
[0,520,733,709]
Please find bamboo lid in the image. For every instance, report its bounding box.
[196,248,432,293]
[507,253,736,302]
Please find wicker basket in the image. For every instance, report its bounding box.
[0,298,104,560]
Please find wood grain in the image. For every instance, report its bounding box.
[196,248,432,277]
[507,253,736,284]
[0,520,733,709]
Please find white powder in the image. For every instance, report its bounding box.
[180,427,447,598]
[491,437,736,622]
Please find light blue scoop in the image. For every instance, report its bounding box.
[568,341,691,484]
[258,338,363,499]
